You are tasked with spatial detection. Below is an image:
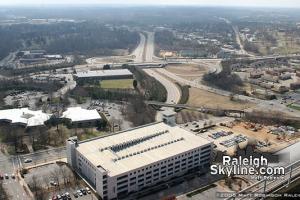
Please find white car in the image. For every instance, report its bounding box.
[24,159,32,163]
[77,190,83,196]
[86,187,91,194]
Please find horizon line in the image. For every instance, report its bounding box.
[0,3,300,9]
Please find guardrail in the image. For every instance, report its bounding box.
[226,159,300,200]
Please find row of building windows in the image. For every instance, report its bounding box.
[116,149,211,186]
[116,155,211,192]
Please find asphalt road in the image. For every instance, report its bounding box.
[143,69,181,104]
[143,68,181,121]
[0,152,31,200]
[131,33,146,63]
[144,32,155,62]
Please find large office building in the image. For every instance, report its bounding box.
[67,122,212,200]
[75,69,133,81]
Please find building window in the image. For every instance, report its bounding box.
[117,175,128,180]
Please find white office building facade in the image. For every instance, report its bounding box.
[67,122,212,200]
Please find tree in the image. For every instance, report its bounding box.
[60,166,69,186]
[29,174,40,193]
[103,64,111,70]
[133,79,138,89]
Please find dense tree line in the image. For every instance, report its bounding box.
[244,41,260,54]
[155,30,221,57]
[176,83,190,104]
[0,22,139,60]
[203,65,243,92]
[0,78,63,92]
[126,65,167,102]
[71,86,139,103]
[122,97,156,126]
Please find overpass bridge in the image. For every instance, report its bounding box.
[110,61,183,68]
[145,101,245,117]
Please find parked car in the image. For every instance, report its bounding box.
[81,188,87,195]
[73,192,78,198]
[86,187,91,194]
[77,190,83,196]
[24,159,32,163]
[4,174,9,179]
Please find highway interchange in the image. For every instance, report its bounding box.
[1,29,300,199]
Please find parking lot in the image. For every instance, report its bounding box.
[23,163,97,200]
[88,100,133,130]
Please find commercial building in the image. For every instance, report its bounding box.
[67,122,212,200]
[62,107,102,127]
[75,69,133,82]
[0,108,51,127]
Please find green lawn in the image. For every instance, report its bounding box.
[78,130,106,140]
[287,104,300,111]
[100,79,134,89]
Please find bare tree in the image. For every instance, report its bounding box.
[60,166,69,186]
[42,176,50,190]
[29,174,40,193]
[50,166,61,188]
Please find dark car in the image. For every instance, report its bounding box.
[73,192,78,198]
[81,189,87,195]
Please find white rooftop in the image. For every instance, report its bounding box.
[76,69,132,78]
[62,107,101,122]
[276,141,300,164]
[0,108,51,127]
[77,122,211,177]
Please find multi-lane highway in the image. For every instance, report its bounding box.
[144,32,155,62]
[143,69,181,104]
[131,33,146,63]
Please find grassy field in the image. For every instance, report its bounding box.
[288,104,300,111]
[100,79,134,89]
[78,130,106,140]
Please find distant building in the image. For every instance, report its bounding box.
[272,85,289,94]
[67,122,212,200]
[44,55,63,60]
[279,73,292,80]
[62,107,102,127]
[0,108,51,127]
[75,69,133,82]
[249,72,263,79]
[290,82,300,90]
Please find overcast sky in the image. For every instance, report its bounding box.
[0,0,299,8]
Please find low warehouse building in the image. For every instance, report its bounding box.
[67,122,212,200]
[62,107,102,127]
[75,69,133,82]
[0,108,51,127]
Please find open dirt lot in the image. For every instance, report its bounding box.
[165,64,207,81]
[187,88,255,110]
[200,121,299,155]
